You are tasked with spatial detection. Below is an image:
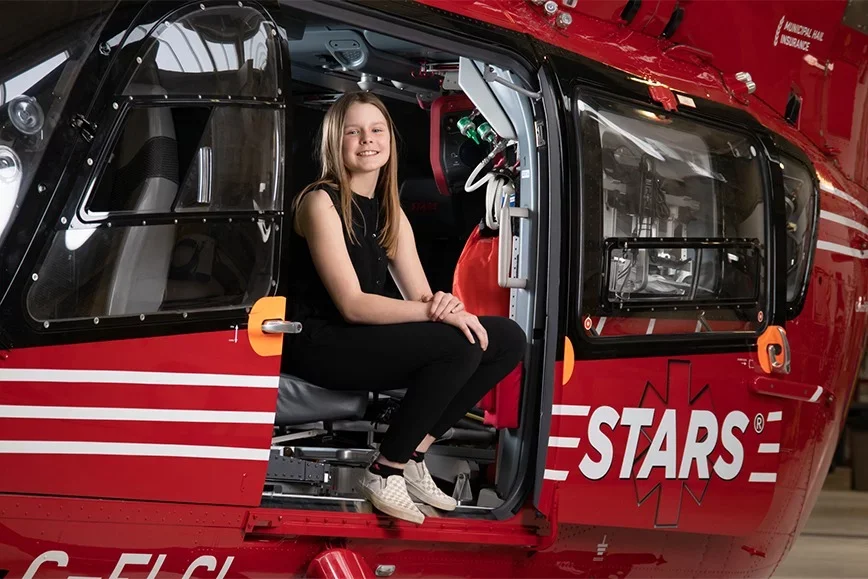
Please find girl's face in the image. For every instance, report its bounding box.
[341,102,391,177]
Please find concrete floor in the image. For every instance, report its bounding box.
[773,468,868,578]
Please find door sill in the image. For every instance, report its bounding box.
[244,505,551,547]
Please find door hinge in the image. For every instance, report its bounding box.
[243,511,278,534]
[534,120,546,148]
[71,114,97,143]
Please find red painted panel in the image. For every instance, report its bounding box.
[826,61,859,139]
[641,0,678,37]
[0,456,268,505]
[570,1,632,24]
[0,329,279,375]
[0,330,280,507]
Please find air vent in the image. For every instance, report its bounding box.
[661,6,684,38]
[621,0,641,24]
[785,91,802,127]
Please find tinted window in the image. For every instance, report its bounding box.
[27,220,275,320]
[578,95,767,337]
[780,155,817,305]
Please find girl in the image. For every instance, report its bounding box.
[283,92,525,525]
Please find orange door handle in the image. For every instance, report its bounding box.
[248,296,295,357]
[757,325,790,374]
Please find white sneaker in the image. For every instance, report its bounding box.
[358,468,425,525]
[404,460,457,511]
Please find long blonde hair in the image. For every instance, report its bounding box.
[293,92,401,259]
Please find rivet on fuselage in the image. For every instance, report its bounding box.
[375,565,396,577]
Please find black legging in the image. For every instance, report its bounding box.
[283,316,526,463]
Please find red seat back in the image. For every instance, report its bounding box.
[452,226,522,429]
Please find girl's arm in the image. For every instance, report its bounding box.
[297,189,432,325]
[388,209,433,303]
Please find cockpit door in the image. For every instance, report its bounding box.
[0,1,290,507]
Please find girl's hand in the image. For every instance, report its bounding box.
[423,291,464,321]
[442,311,488,351]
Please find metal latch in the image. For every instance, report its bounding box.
[71,114,97,143]
[535,120,546,147]
[757,325,790,374]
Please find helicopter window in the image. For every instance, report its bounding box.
[26,100,282,322]
[779,155,817,306]
[122,4,280,99]
[577,95,767,337]
[26,220,275,321]
[84,104,283,216]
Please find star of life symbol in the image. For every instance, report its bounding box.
[629,361,720,527]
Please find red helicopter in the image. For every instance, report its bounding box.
[1,0,866,576]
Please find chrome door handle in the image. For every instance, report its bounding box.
[262,319,303,334]
[498,204,530,289]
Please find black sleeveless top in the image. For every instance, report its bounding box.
[284,184,389,334]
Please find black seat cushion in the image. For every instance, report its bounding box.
[275,373,368,426]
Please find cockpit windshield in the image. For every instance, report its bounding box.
[0,1,111,295]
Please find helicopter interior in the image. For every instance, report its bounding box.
[261,14,540,514]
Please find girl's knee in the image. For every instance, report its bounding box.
[441,326,484,367]
[481,316,527,362]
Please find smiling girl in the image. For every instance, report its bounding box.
[282,92,525,525]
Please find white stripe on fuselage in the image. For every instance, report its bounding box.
[0,405,275,424]
[0,441,270,460]
[0,368,279,388]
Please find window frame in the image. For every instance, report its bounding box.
[572,85,777,351]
